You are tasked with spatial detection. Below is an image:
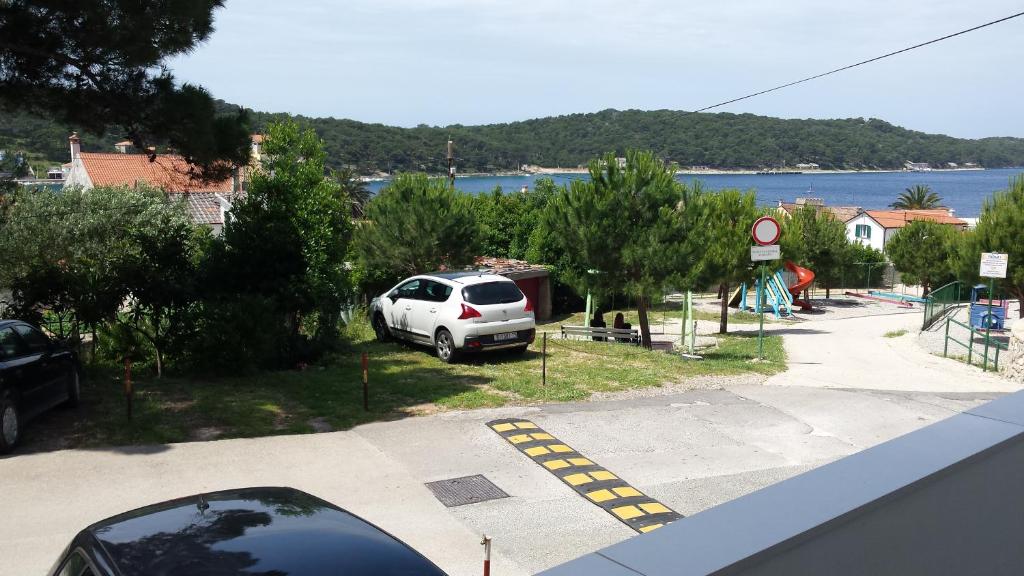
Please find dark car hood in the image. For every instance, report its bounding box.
[87,487,446,576]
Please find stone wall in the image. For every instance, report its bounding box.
[1005,321,1024,382]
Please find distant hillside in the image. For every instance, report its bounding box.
[4,102,1024,175]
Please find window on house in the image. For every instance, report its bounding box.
[855,224,872,239]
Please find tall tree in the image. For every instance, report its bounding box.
[0,1,250,179]
[333,166,371,219]
[884,220,956,296]
[890,185,942,209]
[781,205,849,298]
[542,151,695,348]
[695,189,761,333]
[355,173,478,284]
[207,120,352,361]
[974,175,1024,317]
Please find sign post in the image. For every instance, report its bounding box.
[979,253,1008,371]
[751,217,782,360]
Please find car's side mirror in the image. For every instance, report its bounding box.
[388,291,399,303]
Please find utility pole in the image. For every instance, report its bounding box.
[447,138,455,189]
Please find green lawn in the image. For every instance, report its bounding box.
[884,329,909,338]
[41,319,786,449]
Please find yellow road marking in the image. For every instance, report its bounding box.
[640,502,671,514]
[613,487,642,498]
[488,418,682,533]
[564,473,593,486]
[612,505,644,520]
[586,489,617,503]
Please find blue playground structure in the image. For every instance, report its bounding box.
[738,271,795,319]
[970,284,1008,330]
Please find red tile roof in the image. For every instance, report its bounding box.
[864,209,967,229]
[78,152,233,193]
[170,192,227,225]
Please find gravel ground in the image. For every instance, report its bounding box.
[588,372,768,401]
[693,293,920,323]
[917,301,1020,360]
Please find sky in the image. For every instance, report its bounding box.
[168,1,1024,139]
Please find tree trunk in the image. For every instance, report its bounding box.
[825,281,831,299]
[719,282,729,334]
[637,296,653,350]
[154,346,163,379]
[1014,287,1024,318]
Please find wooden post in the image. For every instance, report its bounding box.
[124,357,133,419]
[541,333,547,387]
[361,352,369,411]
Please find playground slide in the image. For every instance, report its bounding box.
[784,261,815,310]
[728,285,744,308]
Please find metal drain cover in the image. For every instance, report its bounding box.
[425,474,509,507]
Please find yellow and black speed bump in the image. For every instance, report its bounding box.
[488,418,681,533]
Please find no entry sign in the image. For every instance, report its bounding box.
[751,216,781,246]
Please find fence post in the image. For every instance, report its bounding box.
[481,534,492,576]
[994,344,1001,372]
[124,357,133,419]
[943,318,950,358]
[361,352,369,411]
[541,332,547,387]
[968,329,974,366]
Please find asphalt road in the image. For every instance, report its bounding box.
[0,310,1018,576]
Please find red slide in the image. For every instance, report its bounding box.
[784,260,815,311]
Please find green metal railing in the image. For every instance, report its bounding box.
[943,317,1008,372]
[923,281,967,330]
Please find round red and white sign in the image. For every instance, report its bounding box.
[751,216,781,246]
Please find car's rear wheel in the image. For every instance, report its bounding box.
[373,314,391,343]
[510,345,529,355]
[0,397,20,454]
[64,370,81,408]
[435,329,457,364]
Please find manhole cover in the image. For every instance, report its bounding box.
[425,475,509,507]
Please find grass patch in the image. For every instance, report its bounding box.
[884,329,909,338]
[31,315,786,450]
[545,301,782,331]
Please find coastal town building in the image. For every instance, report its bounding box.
[846,209,967,251]
[794,163,820,170]
[904,161,932,172]
[777,198,968,251]
[61,133,259,235]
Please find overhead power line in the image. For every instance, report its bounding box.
[687,10,1024,115]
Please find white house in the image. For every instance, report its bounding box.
[845,209,968,251]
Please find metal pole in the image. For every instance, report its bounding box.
[361,352,369,411]
[481,535,492,576]
[758,266,766,360]
[983,278,994,371]
[541,332,547,387]
[943,318,950,357]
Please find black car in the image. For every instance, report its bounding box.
[48,487,448,576]
[0,319,81,453]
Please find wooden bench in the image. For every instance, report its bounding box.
[560,325,639,345]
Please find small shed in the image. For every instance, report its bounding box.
[474,257,553,320]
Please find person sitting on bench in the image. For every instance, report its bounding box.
[613,313,633,342]
[592,311,606,341]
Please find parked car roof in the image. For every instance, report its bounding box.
[83,487,447,576]
[423,272,514,285]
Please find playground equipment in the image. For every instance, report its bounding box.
[729,261,816,319]
[969,284,1008,330]
[867,290,929,304]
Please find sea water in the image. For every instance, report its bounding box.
[367,167,1024,218]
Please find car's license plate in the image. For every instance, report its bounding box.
[493,332,518,342]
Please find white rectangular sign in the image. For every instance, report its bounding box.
[751,244,781,261]
[980,252,1008,278]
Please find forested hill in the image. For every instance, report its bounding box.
[4,102,1024,174]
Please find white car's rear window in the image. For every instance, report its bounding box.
[462,282,524,305]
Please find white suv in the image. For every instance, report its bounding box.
[370,272,536,362]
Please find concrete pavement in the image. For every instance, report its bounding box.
[0,308,1018,575]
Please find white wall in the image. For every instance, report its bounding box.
[845,215,885,251]
[62,158,93,189]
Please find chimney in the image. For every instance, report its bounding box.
[69,132,80,161]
